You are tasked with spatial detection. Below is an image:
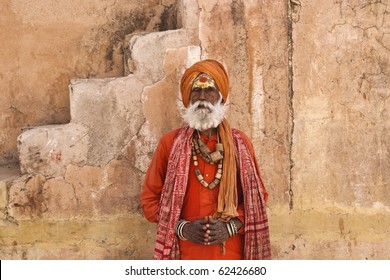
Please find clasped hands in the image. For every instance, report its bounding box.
[181,216,235,246]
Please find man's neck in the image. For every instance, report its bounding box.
[198,127,218,138]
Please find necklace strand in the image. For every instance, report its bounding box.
[194,131,223,164]
[191,131,223,189]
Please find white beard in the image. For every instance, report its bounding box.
[182,98,227,131]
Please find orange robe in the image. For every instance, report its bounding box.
[141,129,261,260]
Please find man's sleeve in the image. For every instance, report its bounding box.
[140,138,170,223]
[235,170,245,234]
[236,203,245,235]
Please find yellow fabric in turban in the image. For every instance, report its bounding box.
[180,59,230,107]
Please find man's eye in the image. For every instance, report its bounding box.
[192,87,201,92]
[207,87,216,92]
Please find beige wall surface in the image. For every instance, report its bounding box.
[283,0,390,259]
[293,0,390,208]
[0,0,175,165]
[0,0,389,260]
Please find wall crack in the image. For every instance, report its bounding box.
[288,0,296,211]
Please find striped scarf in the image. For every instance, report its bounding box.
[153,125,271,259]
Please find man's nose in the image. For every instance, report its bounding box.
[198,89,207,100]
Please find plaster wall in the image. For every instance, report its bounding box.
[279,0,390,259]
[0,0,388,260]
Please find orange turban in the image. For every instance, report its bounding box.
[180,59,230,107]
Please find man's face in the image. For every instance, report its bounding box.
[183,73,226,131]
[189,74,221,107]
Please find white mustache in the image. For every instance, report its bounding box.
[193,101,214,111]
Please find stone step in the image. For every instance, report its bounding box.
[18,75,146,177]
[124,29,192,84]
[123,0,199,83]
[123,0,199,84]
[16,0,199,178]
[17,123,89,177]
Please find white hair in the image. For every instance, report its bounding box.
[182,95,227,131]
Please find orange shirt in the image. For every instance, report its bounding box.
[141,129,256,260]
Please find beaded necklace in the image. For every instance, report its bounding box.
[191,131,224,189]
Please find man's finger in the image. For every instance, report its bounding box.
[208,216,217,223]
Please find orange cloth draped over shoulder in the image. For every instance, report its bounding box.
[180,59,238,221]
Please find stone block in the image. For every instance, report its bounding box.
[99,160,142,214]
[8,174,46,220]
[69,75,145,166]
[63,165,106,217]
[123,0,200,81]
[124,29,191,84]
[17,123,89,177]
[42,178,78,219]
[7,159,144,221]
[60,162,142,218]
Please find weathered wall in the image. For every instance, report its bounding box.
[280,0,390,259]
[0,0,177,165]
[293,0,390,209]
[0,0,389,260]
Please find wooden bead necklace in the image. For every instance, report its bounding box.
[191,131,224,189]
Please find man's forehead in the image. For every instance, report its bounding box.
[192,73,216,89]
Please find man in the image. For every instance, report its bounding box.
[141,59,270,260]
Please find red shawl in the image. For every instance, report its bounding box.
[153,125,271,259]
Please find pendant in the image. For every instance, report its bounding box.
[194,136,223,164]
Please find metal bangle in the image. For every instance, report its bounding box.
[176,220,189,241]
[226,222,233,237]
[230,220,238,236]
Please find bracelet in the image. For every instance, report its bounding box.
[230,219,238,236]
[226,222,233,237]
[175,220,189,240]
[226,219,238,238]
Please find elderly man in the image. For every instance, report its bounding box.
[141,59,270,260]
